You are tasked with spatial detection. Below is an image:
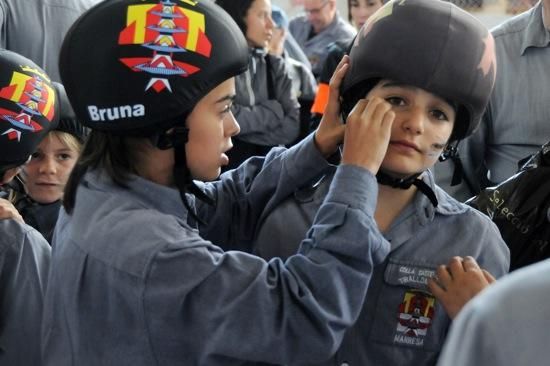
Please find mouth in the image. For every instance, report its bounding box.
[36,182,60,187]
[390,140,422,153]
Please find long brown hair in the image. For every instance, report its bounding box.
[63,131,147,213]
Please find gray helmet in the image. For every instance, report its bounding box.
[59,0,249,136]
[340,0,497,141]
[0,49,58,166]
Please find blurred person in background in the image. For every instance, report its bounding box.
[0,0,103,81]
[216,0,301,169]
[289,0,356,78]
[269,5,318,142]
[310,0,385,131]
[434,0,550,201]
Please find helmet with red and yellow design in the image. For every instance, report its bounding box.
[59,0,249,136]
[0,50,58,169]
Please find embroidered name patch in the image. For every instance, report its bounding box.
[395,265,436,288]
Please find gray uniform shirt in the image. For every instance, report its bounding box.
[435,2,550,199]
[42,136,390,366]
[233,49,300,146]
[0,219,50,366]
[255,167,510,366]
[437,258,550,366]
[289,13,356,78]
[0,0,103,81]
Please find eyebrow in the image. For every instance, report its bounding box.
[215,95,236,104]
[379,81,456,111]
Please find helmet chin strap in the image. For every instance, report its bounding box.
[376,170,438,208]
[439,141,463,186]
[153,126,214,227]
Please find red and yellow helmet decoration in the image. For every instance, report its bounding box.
[59,0,249,135]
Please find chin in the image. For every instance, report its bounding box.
[200,170,222,182]
[32,195,60,205]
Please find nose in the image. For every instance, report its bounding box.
[266,15,274,30]
[224,112,240,138]
[38,156,57,174]
[402,106,426,135]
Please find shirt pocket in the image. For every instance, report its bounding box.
[369,259,449,352]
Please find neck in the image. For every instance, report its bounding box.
[375,183,417,233]
[135,144,174,187]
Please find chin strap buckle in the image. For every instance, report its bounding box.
[439,141,463,186]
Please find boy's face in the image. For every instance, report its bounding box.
[22,133,79,204]
[366,79,456,178]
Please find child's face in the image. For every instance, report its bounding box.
[349,0,384,30]
[245,0,274,49]
[22,133,79,204]
[366,79,456,177]
[185,78,240,181]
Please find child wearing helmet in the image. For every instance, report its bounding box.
[253,0,510,364]
[42,1,393,365]
[8,82,88,243]
[0,49,57,365]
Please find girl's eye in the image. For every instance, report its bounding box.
[221,103,233,115]
[431,110,449,121]
[386,96,405,106]
[31,152,42,160]
[58,154,73,161]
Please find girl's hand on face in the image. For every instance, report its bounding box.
[314,55,349,157]
[341,97,395,175]
[428,256,496,319]
[0,198,24,224]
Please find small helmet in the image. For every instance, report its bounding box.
[59,0,249,136]
[0,49,58,166]
[51,82,89,143]
[340,0,496,141]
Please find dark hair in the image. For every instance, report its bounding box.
[215,0,256,35]
[63,131,146,214]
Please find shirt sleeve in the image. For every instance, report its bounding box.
[143,164,390,365]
